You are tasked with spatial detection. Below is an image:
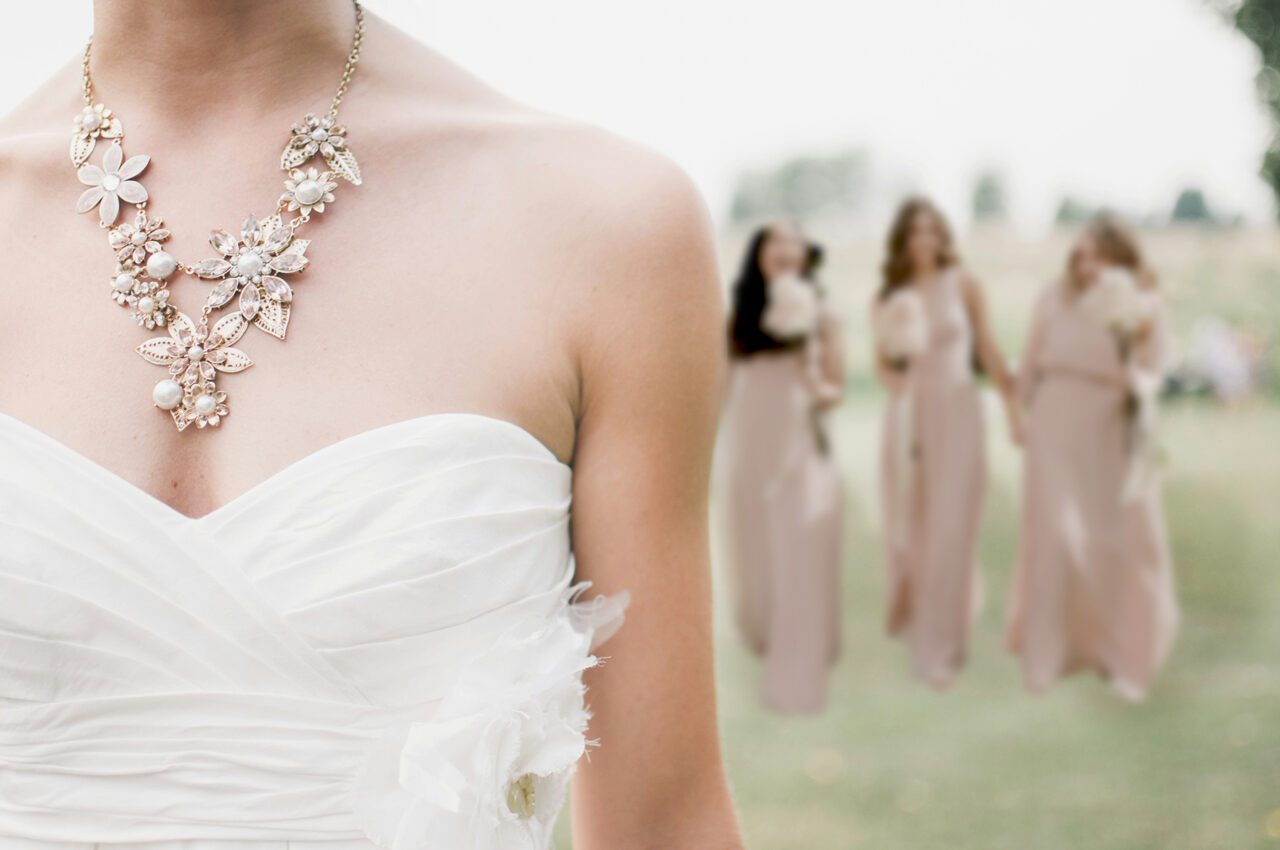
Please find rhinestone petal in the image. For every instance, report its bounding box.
[241,216,261,245]
[269,253,308,274]
[239,284,261,319]
[210,230,238,256]
[193,258,233,279]
[262,226,293,255]
[260,275,293,303]
[206,278,239,309]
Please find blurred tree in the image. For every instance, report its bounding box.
[1172,187,1214,222]
[1226,0,1280,217]
[1054,196,1094,225]
[728,150,870,221]
[971,171,1008,222]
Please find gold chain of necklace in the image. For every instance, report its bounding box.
[67,1,367,432]
[81,2,366,115]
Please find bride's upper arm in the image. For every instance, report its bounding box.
[557,136,740,847]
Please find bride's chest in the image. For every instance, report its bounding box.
[0,153,577,516]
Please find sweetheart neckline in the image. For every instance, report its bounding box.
[0,411,568,524]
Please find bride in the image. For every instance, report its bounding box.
[0,2,742,848]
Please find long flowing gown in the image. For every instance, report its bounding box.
[1006,281,1178,700]
[0,413,628,849]
[721,311,843,714]
[879,267,985,687]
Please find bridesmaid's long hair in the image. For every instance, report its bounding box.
[878,196,958,301]
[728,224,814,358]
[1073,214,1159,290]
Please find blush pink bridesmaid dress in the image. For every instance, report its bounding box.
[879,267,985,688]
[1006,281,1178,700]
[721,310,844,714]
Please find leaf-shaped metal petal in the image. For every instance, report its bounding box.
[262,225,293,254]
[70,134,95,168]
[170,408,191,431]
[210,229,238,257]
[241,215,261,246]
[100,117,123,139]
[214,347,253,373]
[253,296,290,339]
[205,278,240,310]
[212,311,249,344]
[136,336,180,365]
[325,146,362,185]
[238,284,261,319]
[167,311,197,342]
[193,257,233,279]
[269,253,308,274]
[260,275,293,303]
[281,143,310,170]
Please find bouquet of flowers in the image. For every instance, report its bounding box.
[1080,266,1155,345]
[1081,266,1166,501]
[761,273,819,340]
[874,288,929,370]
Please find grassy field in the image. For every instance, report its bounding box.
[715,396,1280,850]
[561,226,1280,849]
[711,224,1280,850]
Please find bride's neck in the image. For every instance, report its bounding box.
[88,0,356,119]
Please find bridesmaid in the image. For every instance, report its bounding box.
[721,222,844,714]
[1006,216,1178,700]
[873,197,1019,689]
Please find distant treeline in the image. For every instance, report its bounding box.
[728,151,1240,227]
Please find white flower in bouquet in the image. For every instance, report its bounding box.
[761,273,819,340]
[874,288,929,369]
[1080,266,1154,340]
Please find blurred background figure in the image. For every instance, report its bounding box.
[721,222,844,714]
[872,198,1019,689]
[1006,216,1178,701]
[1179,316,1258,404]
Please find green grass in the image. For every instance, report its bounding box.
[714,398,1280,850]
[556,226,1280,848]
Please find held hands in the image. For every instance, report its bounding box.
[1008,405,1026,447]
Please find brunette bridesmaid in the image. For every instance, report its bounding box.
[1006,216,1178,700]
[721,223,844,714]
[872,198,1019,689]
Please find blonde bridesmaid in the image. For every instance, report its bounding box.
[1006,216,1178,700]
[721,223,844,714]
[873,198,1019,689]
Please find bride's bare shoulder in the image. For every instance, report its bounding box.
[367,18,714,267]
[0,62,80,188]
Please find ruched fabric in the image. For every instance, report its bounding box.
[0,413,627,849]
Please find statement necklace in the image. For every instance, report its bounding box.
[70,1,365,431]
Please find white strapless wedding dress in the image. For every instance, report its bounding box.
[0,412,627,850]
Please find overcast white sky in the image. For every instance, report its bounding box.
[2,0,1271,229]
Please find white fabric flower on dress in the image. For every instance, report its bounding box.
[352,585,628,850]
[75,144,149,226]
[1080,266,1154,340]
[761,274,819,340]
[874,288,929,368]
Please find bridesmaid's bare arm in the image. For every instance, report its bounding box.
[806,309,846,408]
[960,271,1022,439]
[564,144,741,849]
[960,272,1016,396]
[871,298,909,395]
